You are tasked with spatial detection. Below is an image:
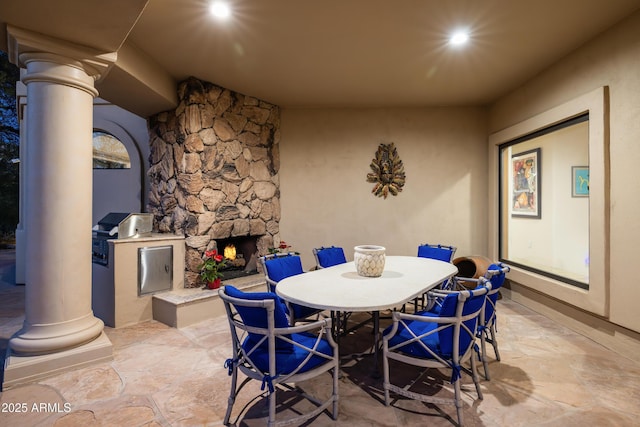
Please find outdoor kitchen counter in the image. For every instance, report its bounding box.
[109,233,185,244]
[92,234,186,328]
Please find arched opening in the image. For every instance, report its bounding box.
[93,130,131,169]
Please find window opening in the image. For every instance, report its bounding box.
[93,130,131,169]
[498,114,589,289]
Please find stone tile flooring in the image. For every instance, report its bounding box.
[2,279,640,426]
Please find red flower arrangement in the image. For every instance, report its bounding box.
[268,240,292,255]
[199,249,227,289]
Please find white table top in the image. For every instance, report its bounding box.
[276,256,458,312]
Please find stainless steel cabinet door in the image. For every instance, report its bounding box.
[138,245,173,295]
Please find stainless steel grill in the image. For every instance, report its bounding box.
[92,213,153,266]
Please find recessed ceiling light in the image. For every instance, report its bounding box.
[450,30,469,46]
[210,1,231,19]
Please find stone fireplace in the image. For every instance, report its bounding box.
[147,77,281,287]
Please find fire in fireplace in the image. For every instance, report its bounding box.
[224,244,236,260]
[215,236,260,280]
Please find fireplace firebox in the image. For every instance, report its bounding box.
[215,236,260,280]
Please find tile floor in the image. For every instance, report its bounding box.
[1,250,640,426]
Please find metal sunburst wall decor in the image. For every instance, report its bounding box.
[366,142,406,199]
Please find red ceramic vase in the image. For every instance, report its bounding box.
[207,278,222,289]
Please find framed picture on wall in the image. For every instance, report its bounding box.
[572,166,589,197]
[511,148,541,218]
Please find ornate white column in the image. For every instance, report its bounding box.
[3,27,116,387]
[9,52,105,354]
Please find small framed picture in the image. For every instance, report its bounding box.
[572,166,589,197]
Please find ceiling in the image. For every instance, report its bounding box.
[1,0,639,116]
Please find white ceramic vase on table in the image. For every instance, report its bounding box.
[354,245,386,277]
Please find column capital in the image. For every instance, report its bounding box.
[7,25,117,83]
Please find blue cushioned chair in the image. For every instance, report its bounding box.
[474,262,510,380]
[259,252,323,325]
[415,243,458,311]
[382,283,489,427]
[431,262,510,380]
[220,285,339,426]
[417,243,457,263]
[313,246,347,269]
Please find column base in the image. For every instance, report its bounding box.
[2,332,112,390]
[9,314,105,355]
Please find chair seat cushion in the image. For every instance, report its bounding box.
[243,332,335,375]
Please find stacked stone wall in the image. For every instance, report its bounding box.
[147,77,281,287]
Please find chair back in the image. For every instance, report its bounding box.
[418,243,457,291]
[386,284,488,360]
[417,243,457,262]
[383,284,488,426]
[436,287,488,357]
[221,285,292,353]
[313,246,347,268]
[483,263,510,325]
[220,285,337,380]
[258,252,323,323]
[259,252,304,292]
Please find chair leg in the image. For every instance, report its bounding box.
[223,365,239,425]
[382,346,391,405]
[470,352,483,400]
[479,330,490,381]
[267,387,277,427]
[489,325,501,361]
[453,372,464,427]
[332,365,340,420]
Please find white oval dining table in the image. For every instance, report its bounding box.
[276,255,458,375]
[276,255,458,313]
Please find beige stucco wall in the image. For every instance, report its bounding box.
[278,107,487,271]
[489,10,640,334]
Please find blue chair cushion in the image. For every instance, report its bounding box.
[263,255,321,321]
[242,332,335,375]
[487,264,506,290]
[224,285,292,352]
[440,291,485,356]
[388,290,485,357]
[484,264,506,324]
[265,255,304,283]
[427,280,486,315]
[417,245,454,262]
[316,247,347,268]
[385,316,441,358]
